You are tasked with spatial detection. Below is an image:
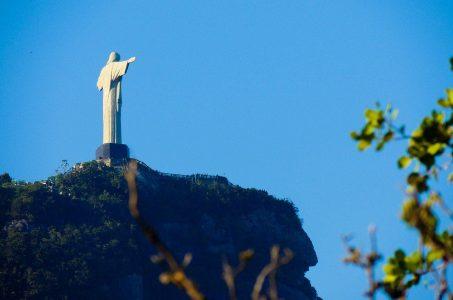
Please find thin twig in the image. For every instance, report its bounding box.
[125,160,205,300]
[342,227,382,300]
[222,249,254,300]
[436,259,451,300]
[251,245,294,300]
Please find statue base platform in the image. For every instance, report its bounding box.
[95,143,130,163]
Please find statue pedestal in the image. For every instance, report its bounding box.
[95,143,129,164]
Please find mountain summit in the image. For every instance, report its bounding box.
[0,161,319,299]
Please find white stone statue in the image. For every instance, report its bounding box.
[97,52,136,144]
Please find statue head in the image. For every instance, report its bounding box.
[107,51,120,63]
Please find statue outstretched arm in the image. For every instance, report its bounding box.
[111,57,135,81]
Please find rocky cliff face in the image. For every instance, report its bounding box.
[0,161,319,299]
[134,161,319,299]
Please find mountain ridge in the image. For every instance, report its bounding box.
[0,160,319,299]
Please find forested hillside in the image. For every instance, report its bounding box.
[0,161,318,299]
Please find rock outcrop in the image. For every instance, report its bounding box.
[134,161,319,299]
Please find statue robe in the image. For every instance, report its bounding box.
[97,61,129,144]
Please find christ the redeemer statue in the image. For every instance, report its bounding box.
[97,51,136,144]
[95,52,135,163]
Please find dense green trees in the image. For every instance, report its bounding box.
[0,161,318,299]
[0,162,145,299]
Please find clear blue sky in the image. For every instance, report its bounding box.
[1,1,452,299]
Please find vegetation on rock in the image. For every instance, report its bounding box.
[0,161,318,299]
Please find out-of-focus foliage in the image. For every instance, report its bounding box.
[347,58,452,299]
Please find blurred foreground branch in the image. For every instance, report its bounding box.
[251,245,294,300]
[125,160,205,300]
[222,249,255,300]
[346,57,453,299]
[342,226,382,300]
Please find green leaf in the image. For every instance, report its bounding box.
[404,251,422,272]
[383,263,394,274]
[383,273,399,284]
[419,206,437,234]
[376,141,385,151]
[437,89,453,108]
[407,173,428,193]
[419,154,435,170]
[394,249,406,260]
[437,231,452,249]
[365,109,384,126]
[427,192,441,206]
[397,156,412,169]
[358,139,371,151]
[426,249,443,265]
[437,98,451,108]
[411,129,423,139]
[365,109,373,120]
[433,111,444,123]
[446,89,453,106]
[383,131,394,142]
[350,131,359,140]
[401,199,418,224]
[363,124,375,135]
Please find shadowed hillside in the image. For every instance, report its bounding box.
[0,161,319,299]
